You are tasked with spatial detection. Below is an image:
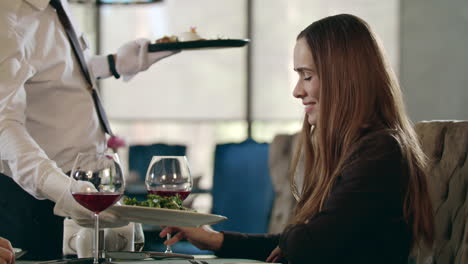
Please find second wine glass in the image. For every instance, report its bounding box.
[145,156,192,253]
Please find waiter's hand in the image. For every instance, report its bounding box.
[53,180,128,228]
[115,38,180,81]
[0,237,14,264]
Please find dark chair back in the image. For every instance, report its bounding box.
[128,143,186,182]
[414,121,468,264]
[211,139,274,233]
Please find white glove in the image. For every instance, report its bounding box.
[41,173,128,228]
[56,181,128,228]
[116,38,180,81]
[89,38,179,81]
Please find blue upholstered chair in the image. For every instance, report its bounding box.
[128,143,186,183]
[211,139,275,234]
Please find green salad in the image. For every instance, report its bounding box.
[123,194,190,211]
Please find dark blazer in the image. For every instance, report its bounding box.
[215,131,411,264]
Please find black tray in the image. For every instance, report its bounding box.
[148,39,250,52]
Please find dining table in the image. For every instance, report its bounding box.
[17,255,279,264]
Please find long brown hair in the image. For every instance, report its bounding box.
[289,14,434,247]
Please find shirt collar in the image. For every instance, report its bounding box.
[25,0,51,11]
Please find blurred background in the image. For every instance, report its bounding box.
[68,0,467,220]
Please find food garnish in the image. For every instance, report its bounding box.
[123,194,191,211]
[155,35,178,43]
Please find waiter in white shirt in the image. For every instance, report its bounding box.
[0,0,178,260]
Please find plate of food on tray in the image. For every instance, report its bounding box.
[108,194,227,227]
[148,27,250,52]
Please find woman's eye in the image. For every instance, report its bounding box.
[304,76,312,81]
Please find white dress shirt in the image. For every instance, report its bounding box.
[0,0,108,203]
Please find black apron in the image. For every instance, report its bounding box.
[0,173,64,260]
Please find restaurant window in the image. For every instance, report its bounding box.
[69,0,400,213]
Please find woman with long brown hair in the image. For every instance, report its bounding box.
[160,14,434,263]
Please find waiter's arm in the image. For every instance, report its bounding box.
[0,15,69,201]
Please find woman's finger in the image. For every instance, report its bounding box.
[159,227,169,238]
[0,239,12,253]
[265,250,276,262]
[159,226,178,238]
[0,237,14,264]
[0,247,13,264]
[164,231,185,246]
[266,246,281,262]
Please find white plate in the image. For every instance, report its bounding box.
[108,205,227,227]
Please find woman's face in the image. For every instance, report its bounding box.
[293,37,320,126]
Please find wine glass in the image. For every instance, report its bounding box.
[145,156,192,253]
[70,152,125,264]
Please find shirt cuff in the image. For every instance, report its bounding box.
[89,55,112,79]
[39,169,70,202]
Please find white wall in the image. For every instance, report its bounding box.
[400,0,468,122]
[252,0,400,120]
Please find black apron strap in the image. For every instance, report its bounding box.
[49,0,114,136]
[0,173,64,260]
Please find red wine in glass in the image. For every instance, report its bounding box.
[147,190,191,201]
[70,152,125,264]
[72,192,122,213]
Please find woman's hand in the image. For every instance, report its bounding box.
[266,246,283,263]
[0,237,14,264]
[159,225,224,251]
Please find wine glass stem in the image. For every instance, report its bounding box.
[165,233,172,253]
[94,213,99,264]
